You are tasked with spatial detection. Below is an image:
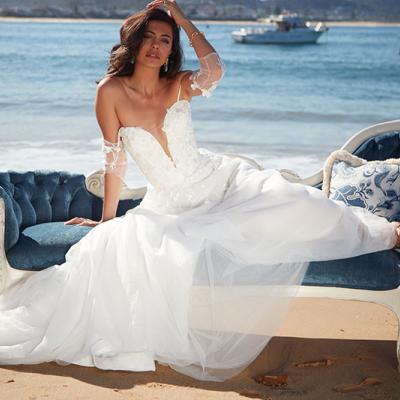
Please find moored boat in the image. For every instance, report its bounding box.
[232,13,329,44]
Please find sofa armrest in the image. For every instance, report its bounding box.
[0,188,20,252]
[85,169,147,200]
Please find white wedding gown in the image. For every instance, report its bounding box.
[0,90,396,382]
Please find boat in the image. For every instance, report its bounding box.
[232,13,329,44]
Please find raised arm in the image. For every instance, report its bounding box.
[180,17,225,98]
[147,1,225,98]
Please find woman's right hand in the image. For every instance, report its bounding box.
[147,0,188,26]
[64,217,102,227]
[391,222,400,248]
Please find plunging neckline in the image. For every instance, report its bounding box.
[118,99,190,168]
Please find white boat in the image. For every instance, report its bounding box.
[232,14,329,44]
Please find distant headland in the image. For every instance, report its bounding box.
[0,0,399,22]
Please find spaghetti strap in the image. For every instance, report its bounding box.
[177,82,182,102]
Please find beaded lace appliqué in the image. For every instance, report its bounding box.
[189,52,225,98]
[102,137,128,180]
[119,101,224,213]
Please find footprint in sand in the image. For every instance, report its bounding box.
[332,377,382,393]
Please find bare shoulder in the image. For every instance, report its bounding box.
[96,76,123,98]
[95,76,122,126]
[176,70,194,98]
[176,70,192,82]
[161,71,190,88]
[95,76,122,140]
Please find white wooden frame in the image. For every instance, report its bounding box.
[0,119,399,369]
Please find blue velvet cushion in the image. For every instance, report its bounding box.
[323,150,400,221]
[7,222,92,270]
[304,250,400,290]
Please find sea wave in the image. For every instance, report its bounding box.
[198,108,390,124]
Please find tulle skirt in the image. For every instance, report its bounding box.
[0,153,395,381]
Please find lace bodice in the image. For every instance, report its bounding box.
[119,100,227,213]
[119,100,213,186]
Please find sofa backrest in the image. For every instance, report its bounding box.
[0,171,95,229]
[353,131,400,160]
[310,130,400,190]
[0,170,142,252]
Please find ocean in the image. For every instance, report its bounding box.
[0,19,399,187]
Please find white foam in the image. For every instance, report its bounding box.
[1,141,325,188]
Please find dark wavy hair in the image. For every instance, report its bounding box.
[103,8,183,80]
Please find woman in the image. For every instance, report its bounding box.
[1,1,399,382]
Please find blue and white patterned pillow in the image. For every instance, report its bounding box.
[322,150,400,221]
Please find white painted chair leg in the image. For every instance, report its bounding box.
[392,296,400,373]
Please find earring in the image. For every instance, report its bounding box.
[164,58,169,72]
[130,56,135,64]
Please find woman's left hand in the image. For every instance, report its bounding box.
[146,0,188,26]
[64,217,102,227]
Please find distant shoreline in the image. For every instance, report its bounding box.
[0,16,399,27]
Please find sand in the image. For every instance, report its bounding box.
[1,297,399,399]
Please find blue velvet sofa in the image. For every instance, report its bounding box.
[0,171,141,291]
[0,120,399,370]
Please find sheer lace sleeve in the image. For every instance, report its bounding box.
[102,136,127,181]
[189,52,225,98]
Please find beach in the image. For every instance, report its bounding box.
[0,15,399,399]
[1,298,399,399]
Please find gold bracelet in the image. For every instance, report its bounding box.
[189,30,205,47]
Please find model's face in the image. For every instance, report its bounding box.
[137,20,173,69]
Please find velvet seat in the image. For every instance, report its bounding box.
[6,222,92,270]
[305,250,400,291]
